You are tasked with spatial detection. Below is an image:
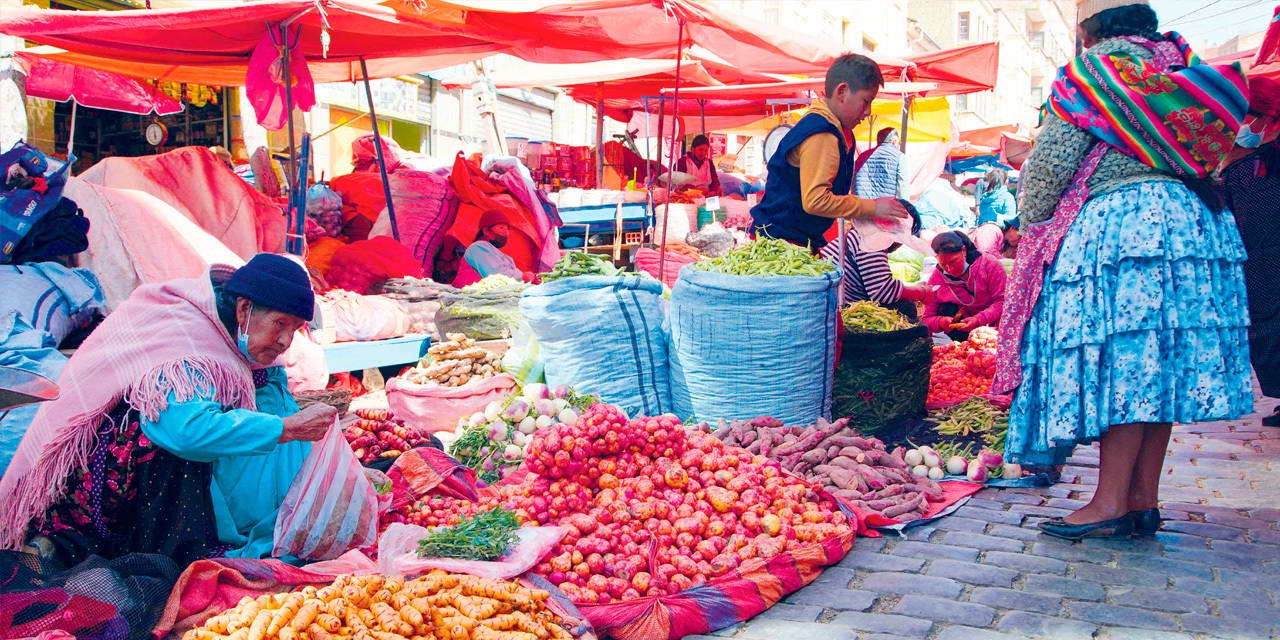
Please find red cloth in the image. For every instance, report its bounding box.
[326,236,423,294]
[444,153,542,277]
[387,446,481,511]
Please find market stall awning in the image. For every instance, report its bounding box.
[905,42,1000,96]
[0,0,912,85]
[958,123,1026,149]
[663,79,938,100]
[12,51,183,116]
[853,97,954,144]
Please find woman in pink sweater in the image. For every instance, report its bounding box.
[922,231,1006,340]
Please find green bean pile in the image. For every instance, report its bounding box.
[692,238,835,277]
[540,251,622,281]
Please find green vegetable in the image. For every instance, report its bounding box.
[416,507,521,561]
[541,251,623,281]
[692,238,834,277]
[462,274,520,293]
[841,300,915,332]
[932,397,1010,449]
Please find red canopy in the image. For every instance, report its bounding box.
[0,0,910,85]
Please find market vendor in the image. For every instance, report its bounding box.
[750,54,909,251]
[0,253,336,566]
[922,231,1007,341]
[820,199,930,320]
[673,134,722,196]
[453,209,534,287]
[969,217,1020,259]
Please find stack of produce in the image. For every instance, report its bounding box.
[448,383,594,483]
[692,237,835,277]
[840,300,915,332]
[927,327,998,405]
[343,408,436,464]
[387,404,855,606]
[903,443,1021,483]
[540,252,622,281]
[462,274,521,293]
[401,333,502,387]
[415,508,522,561]
[181,571,575,640]
[709,417,944,522]
[887,247,925,283]
[933,396,1010,451]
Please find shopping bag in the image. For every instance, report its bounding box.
[272,417,380,561]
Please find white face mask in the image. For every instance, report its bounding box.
[237,303,254,362]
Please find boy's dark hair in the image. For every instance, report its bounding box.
[825,54,884,98]
[877,127,897,144]
[1080,5,1165,43]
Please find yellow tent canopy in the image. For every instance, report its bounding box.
[854,96,953,146]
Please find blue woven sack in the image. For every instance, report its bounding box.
[668,264,839,425]
[520,275,670,416]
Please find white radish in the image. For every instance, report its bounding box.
[904,449,924,467]
[946,455,968,476]
[928,466,945,480]
[911,464,929,477]
[518,416,538,434]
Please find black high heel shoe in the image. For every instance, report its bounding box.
[1038,513,1134,541]
[1130,508,1161,534]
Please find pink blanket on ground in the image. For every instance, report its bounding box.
[0,271,257,550]
[78,147,286,259]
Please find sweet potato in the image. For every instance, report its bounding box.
[882,494,925,519]
[838,446,867,459]
[740,430,757,446]
[876,484,904,498]
[827,445,842,459]
[823,436,873,450]
[863,497,901,511]
[832,489,865,501]
[751,416,784,428]
[828,468,859,490]
[865,449,907,470]
[799,449,827,466]
[856,465,890,490]
[828,456,859,470]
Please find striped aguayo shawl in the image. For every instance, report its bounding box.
[1046,33,1249,179]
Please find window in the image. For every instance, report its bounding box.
[1031,31,1046,52]
[956,94,968,111]
[958,11,970,41]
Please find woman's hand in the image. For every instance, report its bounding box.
[901,283,931,302]
[956,316,984,332]
[279,403,338,443]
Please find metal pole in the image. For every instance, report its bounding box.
[899,95,912,152]
[644,97,653,235]
[281,24,300,254]
[596,82,605,188]
[359,56,399,242]
[67,101,76,158]
[699,99,706,134]
[657,19,686,284]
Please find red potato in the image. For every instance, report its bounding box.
[876,484,904,499]
[832,489,864,501]
[828,456,859,471]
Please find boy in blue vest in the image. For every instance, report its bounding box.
[750,54,908,250]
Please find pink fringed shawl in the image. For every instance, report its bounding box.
[0,271,256,549]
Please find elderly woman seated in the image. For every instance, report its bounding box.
[0,254,336,566]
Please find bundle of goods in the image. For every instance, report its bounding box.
[684,223,735,258]
[305,181,344,238]
[926,327,998,407]
[449,383,595,483]
[834,301,931,433]
[344,408,437,464]
[671,239,840,426]
[384,404,855,640]
[932,396,1010,452]
[710,417,944,522]
[326,236,424,295]
[887,247,925,283]
[436,283,526,341]
[401,333,503,387]
[377,278,458,338]
[540,251,622,281]
[180,571,577,640]
[520,274,671,417]
[320,289,411,343]
[902,442,1021,483]
[632,243,702,288]
[690,237,834,277]
[462,274,521,293]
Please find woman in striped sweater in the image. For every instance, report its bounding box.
[820,200,929,320]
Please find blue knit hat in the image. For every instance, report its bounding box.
[224,253,315,321]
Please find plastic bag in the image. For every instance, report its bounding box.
[272,417,380,561]
[376,522,568,579]
[501,318,545,386]
[668,265,839,426]
[520,275,670,416]
[321,290,410,342]
[386,373,518,434]
[834,324,932,434]
[306,182,344,238]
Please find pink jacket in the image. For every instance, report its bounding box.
[922,253,1007,333]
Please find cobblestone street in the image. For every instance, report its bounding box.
[702,387,1280,640]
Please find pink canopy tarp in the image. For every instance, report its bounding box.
[0,0,909,85]
[13,51,183,116]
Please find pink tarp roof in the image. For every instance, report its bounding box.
[0,0,911,85]
[13,51,183,116]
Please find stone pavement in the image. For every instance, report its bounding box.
[699,391,1280,640]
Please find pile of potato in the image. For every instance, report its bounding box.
[183,571,575,640]
[402,333,502,387]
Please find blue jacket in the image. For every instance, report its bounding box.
[749,112,856,249]
[977,187,1017,226]
[141,366,310,561]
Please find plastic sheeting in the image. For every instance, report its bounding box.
[77,147,285,260]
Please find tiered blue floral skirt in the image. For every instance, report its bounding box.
[1006,180,1254,466]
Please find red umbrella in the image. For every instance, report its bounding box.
[15,52,183,115]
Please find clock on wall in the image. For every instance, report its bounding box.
[145,122,168,147]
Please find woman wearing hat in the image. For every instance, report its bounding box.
[997,0,1252,540]
[674,134,722,196]
[0,254,336,565]
[969,216,1021,259]
[453,208,534,288]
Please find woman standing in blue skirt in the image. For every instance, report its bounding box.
[994,0,1254,540]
